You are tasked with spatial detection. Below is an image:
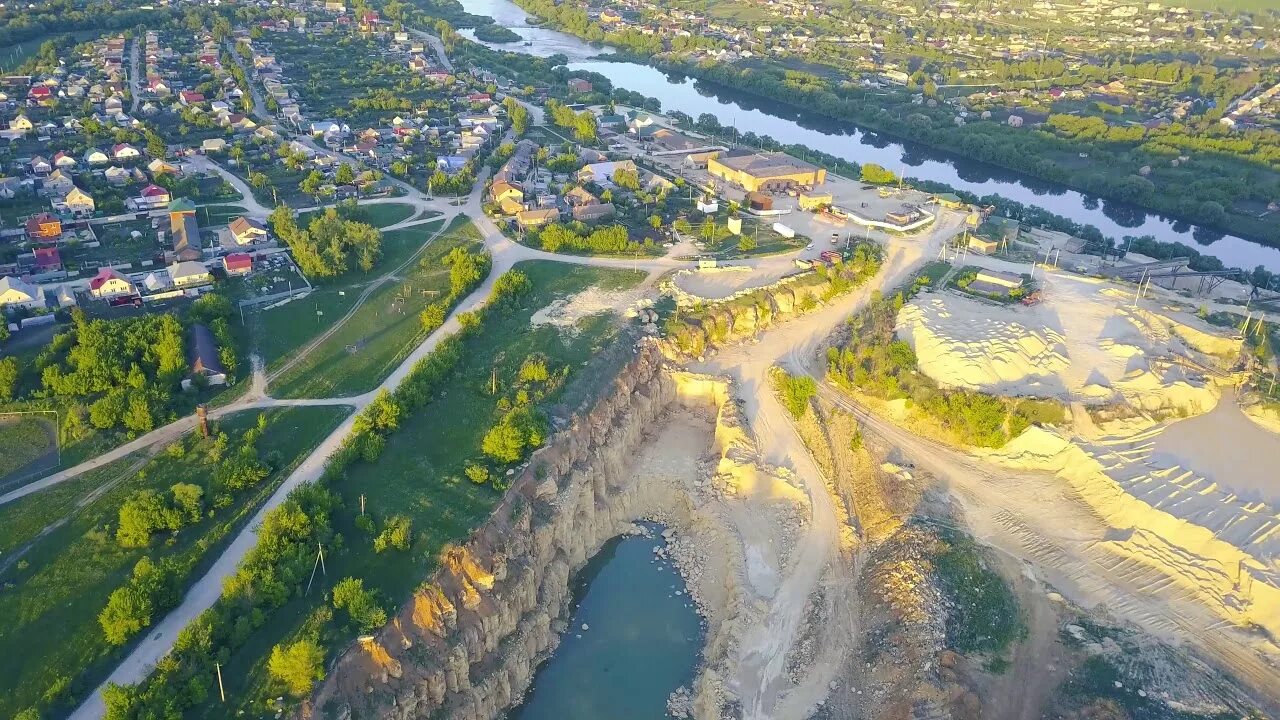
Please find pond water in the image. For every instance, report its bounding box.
[460,0,1280,273]
[508,525,704,720]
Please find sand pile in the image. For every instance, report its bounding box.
[981,423,1280,640]
[896,272,1233,413]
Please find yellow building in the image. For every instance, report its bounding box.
[798,192,832,211]
[707,150,825,192]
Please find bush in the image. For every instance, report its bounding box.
[773,369,817,420]
[267,638,325,697]
[372,515,412,553]
[332,577,387,631]
[464,461,490,484]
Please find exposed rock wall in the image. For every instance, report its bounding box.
[308,341,724,720]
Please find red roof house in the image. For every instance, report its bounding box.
[33,246,62,272]
[25,213,63,243]
[222,253,253,275]
[28,85,52,101]
[179,91,206,105]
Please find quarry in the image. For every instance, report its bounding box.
[303,228,1280,720]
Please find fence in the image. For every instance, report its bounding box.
[237,285,311,310]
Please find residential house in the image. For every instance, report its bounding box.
[0,276,43,310]
[226,216,267,245]
[55,285,77,307]
[201,138,227,153]
[576,160,637,186]
[83,148,110,165]
[567,78,592,93]
[516,208,560,229]
[88,267,136,298]
[42,169,73,195]
[571,202,616,223]
[60,186,96,215]
[24,212,61,243]
[51,151,77,169]
[169,198,203,262]
[187,323,227,385]
[104,166,131,186]
[222,253,252,275]
[437,155,468,174]
[142,270,171,292]
[32,246,62,273]
[29,155,52,174]
[169,260,211,287]
[564,186,598,207]
[8,114,33,132]
[132,183,171,210]
[148,158,180,175]
[112,143,141,160]
[489,180,524,214]
[179,91,205,106]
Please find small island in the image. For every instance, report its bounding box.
[473,23,522,43]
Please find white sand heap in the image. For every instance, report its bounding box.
[896,272,1236,413]
[981,423,1280,640]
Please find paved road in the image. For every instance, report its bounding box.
[224,40,272,122]
[185,155,272,217]
[128,35,143,113]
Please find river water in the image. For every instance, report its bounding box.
[508,526,703,720]
[459,0,1280,273]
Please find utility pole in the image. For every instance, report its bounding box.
[215,663,226,703]
[305,543,326,595]
[360,494,366,515]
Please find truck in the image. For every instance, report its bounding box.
[772,222,795,238]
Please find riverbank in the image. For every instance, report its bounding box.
[452,0,1280,274]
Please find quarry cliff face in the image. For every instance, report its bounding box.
[308,342,695,720]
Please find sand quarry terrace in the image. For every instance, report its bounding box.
[895,268,1240,413]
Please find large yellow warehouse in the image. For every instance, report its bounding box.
[707,149,826,192]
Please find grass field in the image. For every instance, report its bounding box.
[0,406,349,720]
[0,416,56,484]
[195,261,645,717]
[265,221,484,399]
[298,202,419,230]
[199,205,249,226]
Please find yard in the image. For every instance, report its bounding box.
[0,405,350,720]
[194,260,645,718]
[260,219,471,398]
[72,218,163,268]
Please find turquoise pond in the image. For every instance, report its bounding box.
[509,525,704,720]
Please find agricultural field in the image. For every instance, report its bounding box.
[260,219,470,398]
[192,260,644,717]
[0,406,350,720]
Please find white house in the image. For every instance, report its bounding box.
[168,260,211,287]
[88,267,137,298]
[0,276,44,310]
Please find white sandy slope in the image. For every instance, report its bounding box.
[896,271,1235,413]
[979,423,1280,641]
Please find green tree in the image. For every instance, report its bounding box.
[99,584,152,645]
[0,356,18,401]
[268,638,325,696]
[372,515,412,553]
[170,483,204,523]
[332,577,388,630]
[335,163,356,185]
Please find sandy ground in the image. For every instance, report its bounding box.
[529,285,652,334]
[897,269,1235,413]
[1153,391,1280,504]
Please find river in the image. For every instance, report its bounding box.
[509,525,703,720]
[458,0,1280,274]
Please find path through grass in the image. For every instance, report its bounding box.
[0,406,349,720]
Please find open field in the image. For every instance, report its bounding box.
[0,416,57,487]
[193,261,645,717]
[298,202,418,229]
[264,220,480,398]
[199,205,249,226]
[0,406,349,720]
